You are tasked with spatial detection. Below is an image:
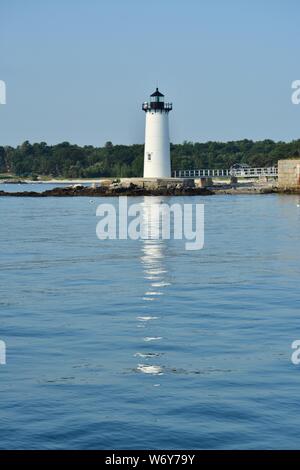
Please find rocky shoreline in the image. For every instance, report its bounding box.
[0,184,214,197]
[0,181,299,197]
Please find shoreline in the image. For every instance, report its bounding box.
[0,178,299,196]
[0,178,109,184]
[0,186,214,197]
[0,185,299,197]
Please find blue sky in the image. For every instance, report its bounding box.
[1,0,300,146]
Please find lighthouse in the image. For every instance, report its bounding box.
[142,88,172,178]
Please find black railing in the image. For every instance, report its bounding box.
[142,102,172,112]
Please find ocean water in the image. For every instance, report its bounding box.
[0,192,300,449]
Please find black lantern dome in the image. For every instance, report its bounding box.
[150,88,164,109]
[142,88,172,112]
[150,88,164,98]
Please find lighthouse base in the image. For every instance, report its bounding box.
[123,177,195,189]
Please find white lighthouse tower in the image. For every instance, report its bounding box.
[142,88,172,178]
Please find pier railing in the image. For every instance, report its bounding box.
[173,167,278,178]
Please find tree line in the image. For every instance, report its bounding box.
[0,139,300,178]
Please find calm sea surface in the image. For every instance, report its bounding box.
[0,189,300,449]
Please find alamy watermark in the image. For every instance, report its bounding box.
[291,340,300,365]
[291,80,300,105]
[0,80,6,105]
[96,197,204,250]
[0,340,6,365]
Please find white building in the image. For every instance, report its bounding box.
[142,88,172,178]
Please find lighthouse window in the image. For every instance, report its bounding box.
[151,96,164,103]
[147,153,152,161]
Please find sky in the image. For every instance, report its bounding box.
[1,0,300,147]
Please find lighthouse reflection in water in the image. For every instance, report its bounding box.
[135,197,171,379]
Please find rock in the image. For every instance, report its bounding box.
[0,185,214,197]
[182,178,195,188]
[195,178,212,188]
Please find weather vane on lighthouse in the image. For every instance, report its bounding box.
[142,88,172,178]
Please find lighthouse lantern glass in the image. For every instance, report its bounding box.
[150,95,164,103]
